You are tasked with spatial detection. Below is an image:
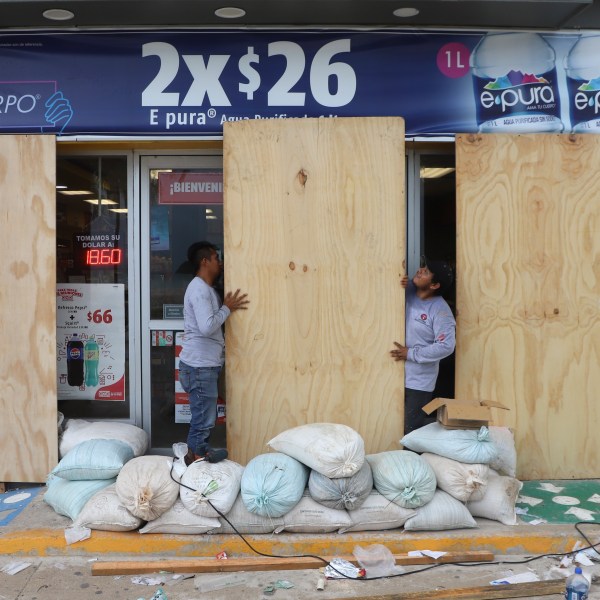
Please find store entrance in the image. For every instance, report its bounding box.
[139,154,225,453]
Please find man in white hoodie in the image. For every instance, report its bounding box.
[179,241,249,464]
[390,258,456,435]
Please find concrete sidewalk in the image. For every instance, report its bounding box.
[0,487,591,559]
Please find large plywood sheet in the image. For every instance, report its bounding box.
[456,134,600,480]
[224,118,405,464]
[0,135,57,482]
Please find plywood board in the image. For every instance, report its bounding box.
[0,135,57,482]
[224,117,405,464]
[456,133,600,479]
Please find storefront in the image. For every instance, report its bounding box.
[1,28,598,481]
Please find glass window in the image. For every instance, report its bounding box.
[56,155,130,419]
[147,166,226,449]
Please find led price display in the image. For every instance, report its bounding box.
[85,248,123,266]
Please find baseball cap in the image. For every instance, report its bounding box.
[420,256,454,293]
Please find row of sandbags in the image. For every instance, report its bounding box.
[45,420,521,534]
[397,422,522,529]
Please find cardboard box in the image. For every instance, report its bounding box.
[422,397,509,429]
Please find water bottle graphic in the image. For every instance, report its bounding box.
[66,333,84,387]
[470,32,563,132]
[84,336,100,387]
[564,566,589,600]
[565,34,600,132]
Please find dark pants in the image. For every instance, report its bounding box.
[404,388,435,435]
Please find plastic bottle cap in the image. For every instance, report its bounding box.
[575,567,582,574]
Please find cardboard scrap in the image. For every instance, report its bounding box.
[422,397,509,429]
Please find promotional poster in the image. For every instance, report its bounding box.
[0,30,597,136]
[56,284,126,401]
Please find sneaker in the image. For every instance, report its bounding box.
[200,448,228,463]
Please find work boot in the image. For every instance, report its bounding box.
[183,448,196,467]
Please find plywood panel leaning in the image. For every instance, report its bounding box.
[224,117,406,464]
[455,133,600,479]
[0,135,58,482]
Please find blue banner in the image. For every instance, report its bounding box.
[0,29,592,136]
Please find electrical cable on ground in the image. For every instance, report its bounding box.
[170,459,600,581]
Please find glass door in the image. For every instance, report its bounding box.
[139,154,224,452]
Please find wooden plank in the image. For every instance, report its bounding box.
[223,117,406,464]
[455,133,600,480]
[0,135,57,483]
[91,551,493,576]
[334,579,565,599]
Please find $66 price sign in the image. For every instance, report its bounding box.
[142,39,356,108]
[87,309,113,324]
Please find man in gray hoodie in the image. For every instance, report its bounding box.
[390,259,456,434]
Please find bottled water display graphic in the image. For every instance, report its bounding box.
[565,34,600,132]
[470,32,563,132]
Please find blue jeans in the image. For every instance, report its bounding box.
[178,361,221,456]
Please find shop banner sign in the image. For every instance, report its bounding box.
[0,30,595,136]
[57,283,126,401]
[159,172,223,204]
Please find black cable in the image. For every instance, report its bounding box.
[169,460,600,581]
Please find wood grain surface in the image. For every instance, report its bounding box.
[456,133,600,479]
[224,118,406,464]
[0,135,57,482]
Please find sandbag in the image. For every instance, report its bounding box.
[278,490,352,533]
[44,476,115,521]
[404,489,478,531]
[308,462,373,511]
[74,483,142,531]
[267,423,364,478]
[241,453,308,518]
[401,423,498,464]
[467,471,523,525]
[421,453,489,502]
[139,499,220,534]
[60,419,148,458]
[342,490,415,533]
[180,459,243,518]
[488,426,517,477]
[115,455,180,521]
[366,450,436,509]
[219,493,284,534]
[51,439,134,481]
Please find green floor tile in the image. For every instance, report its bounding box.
[516,480,600,524]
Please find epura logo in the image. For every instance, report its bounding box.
[477,69,558,114]
[480,83,556,113]
[573,89,600,114]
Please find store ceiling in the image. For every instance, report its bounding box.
[0,0,597,32]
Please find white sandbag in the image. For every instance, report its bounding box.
[404,489,478,531]
[241,453,308,518]
[115,455,180,521]
[60,419,148,458]
[139,499,220,534]
[421,453,489,502]
[488,427,517,477]
[401,423,498,465]
[44,476,115,521]
[51,439,134,480]
[366,450,436,509]
[277,490,352,533]
[267,423,364,478]
[308,462,373,511]
[74,483,142,531]
[342,490,416,533]
[218,493,284,534]
[467,471,523,525]
[180,459,243,518]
